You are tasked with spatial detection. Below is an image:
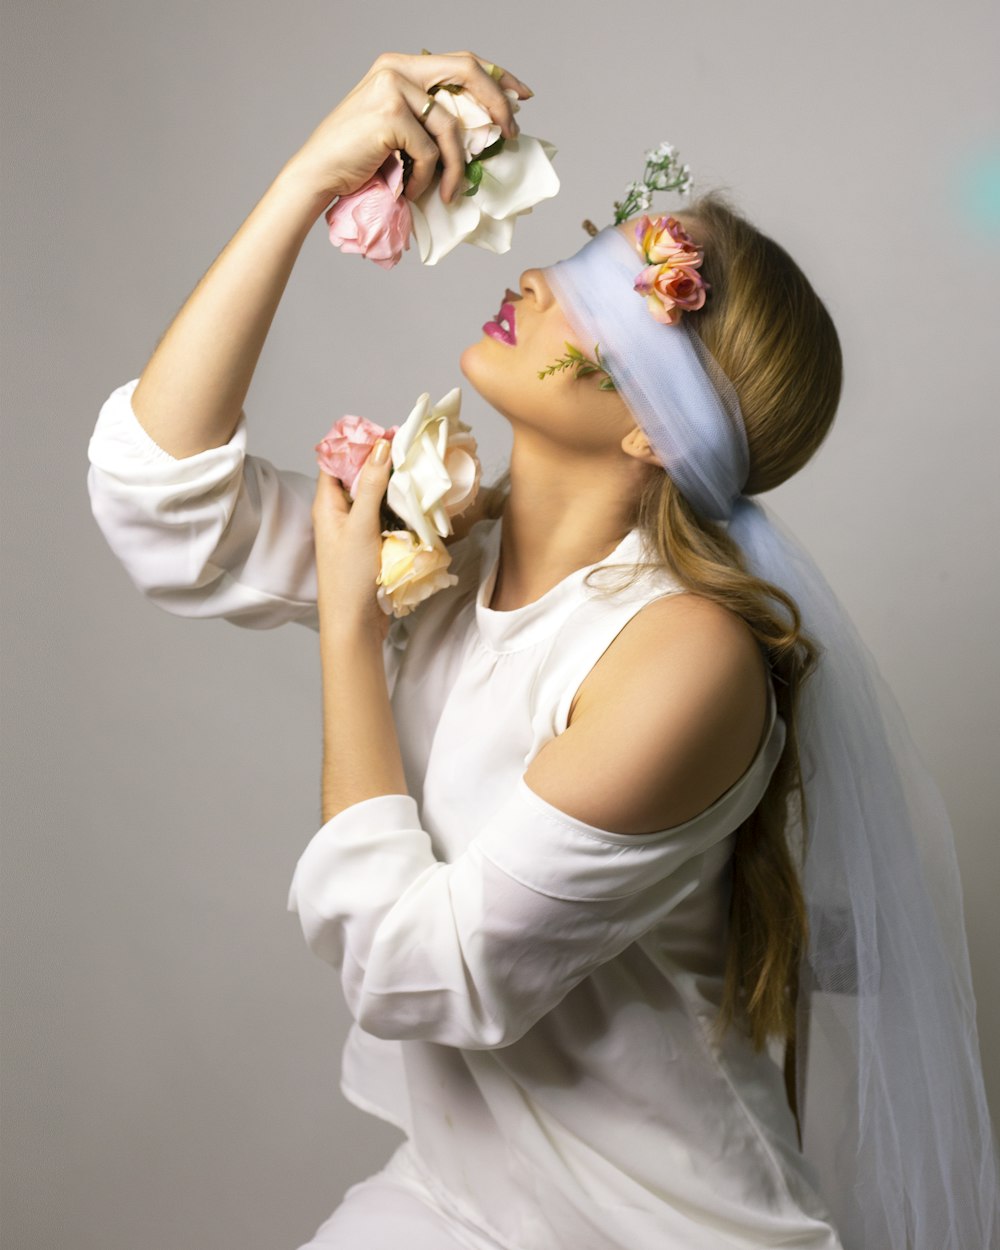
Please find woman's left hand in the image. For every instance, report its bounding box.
[312,439,395,642]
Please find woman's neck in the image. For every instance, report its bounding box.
[488,459,641,612]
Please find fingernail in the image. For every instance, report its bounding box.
[373,439,389,464]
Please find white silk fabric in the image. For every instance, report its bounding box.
[88,383,847,1246]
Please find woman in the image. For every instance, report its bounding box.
[87,50,997,1250]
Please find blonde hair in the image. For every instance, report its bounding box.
[481,190,843,1121]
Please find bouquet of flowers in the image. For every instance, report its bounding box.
[315,387,482,618]
[325,86,560,267]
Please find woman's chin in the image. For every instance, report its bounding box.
[460,339,538,429]
[458,340,493,391]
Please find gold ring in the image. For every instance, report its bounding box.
[485,61,504,81]
[419,94,437,122]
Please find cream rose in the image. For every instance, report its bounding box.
[409,88,560,266]
[385,387,482,548]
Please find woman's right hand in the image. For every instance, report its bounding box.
[287,50,534,208]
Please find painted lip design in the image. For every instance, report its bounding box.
[483,290,517,346]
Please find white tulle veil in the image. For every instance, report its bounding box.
[545,224,999,1250]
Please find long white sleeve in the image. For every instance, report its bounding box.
[287,775,740,1051]
[87,378,320,630]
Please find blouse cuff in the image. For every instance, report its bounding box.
[89,377,250,476]
[113,379,178,463]
[287,793,430,914]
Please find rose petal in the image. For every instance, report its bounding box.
[472,135,561,219]
[377,531,458,618]
[461,211,517,256]
[433,386,463,421]
[409,191,481,265]
[430,90,501,161]
[408,128,559,265]
[382,150,405,198]
[388,392,431,463]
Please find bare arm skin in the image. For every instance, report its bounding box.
[129,163,331,460]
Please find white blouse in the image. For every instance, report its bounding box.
[88,378,845,1250]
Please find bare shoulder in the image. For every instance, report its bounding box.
[570,592,768,732]
[523,593,771,836]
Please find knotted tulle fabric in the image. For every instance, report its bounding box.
[545,225,999,1250]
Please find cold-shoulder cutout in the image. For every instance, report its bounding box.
[524,590,774,836]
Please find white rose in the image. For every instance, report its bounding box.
[409,89,560,266]
[429,86,504,163]
[386,387,482,548]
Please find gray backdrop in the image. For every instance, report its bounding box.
[3,2,998,1247]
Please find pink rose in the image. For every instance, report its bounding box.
[325,151,413,270]
[315,415,401,499]
[633,261,709,325]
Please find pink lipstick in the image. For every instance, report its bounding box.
[483,297,517,346]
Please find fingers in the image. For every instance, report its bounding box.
[383,85,442,202]
[421,50,531,136]
[393,79,468,203]
[313,465,350,520]
[374,50,533,202]
[379,49,532,122]
[349,439,392,523]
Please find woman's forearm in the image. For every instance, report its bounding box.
[320,624,409,825]
[131,157,333,460]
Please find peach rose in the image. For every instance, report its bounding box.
[325,150,413,270]
[376,530,458,618]
[315,415,401,500]
[633,261,709,325]
[633,214,702,267]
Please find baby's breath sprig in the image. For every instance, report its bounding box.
[612,140,694,225]
[537,342,617,391]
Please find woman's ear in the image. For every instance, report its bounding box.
[621,426,663,470]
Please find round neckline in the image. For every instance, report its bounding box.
[474,519,647,654]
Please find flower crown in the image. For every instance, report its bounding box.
[539,142,709,392]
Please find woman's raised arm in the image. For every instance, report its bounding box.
[128,50,525,460]
[88,53,527,628]
[128,164,331,460]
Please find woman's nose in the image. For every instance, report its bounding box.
[518,268,552,308]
